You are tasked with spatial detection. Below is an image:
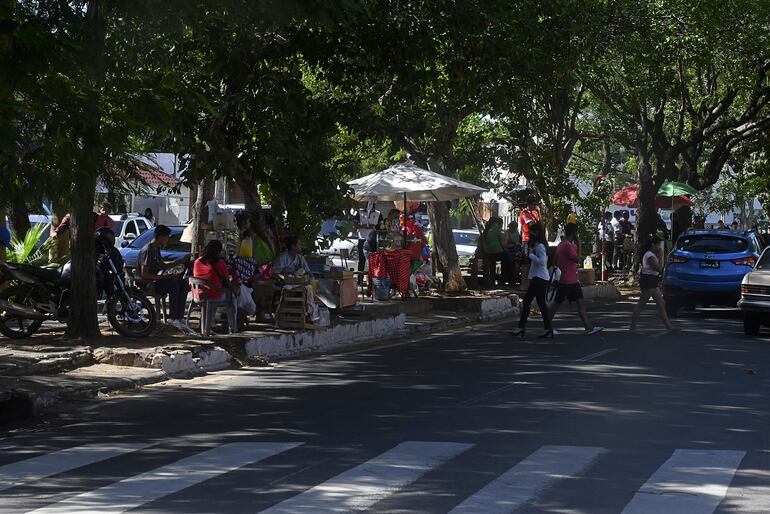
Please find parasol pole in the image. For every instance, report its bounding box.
[403,191,408,249]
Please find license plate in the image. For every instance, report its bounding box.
[700,260,719,268]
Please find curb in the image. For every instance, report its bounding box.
[1,295,526,424]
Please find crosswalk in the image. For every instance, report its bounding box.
[0,440,760,513]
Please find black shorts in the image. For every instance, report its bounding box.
[640,274,661,291]
[555,283,583,304]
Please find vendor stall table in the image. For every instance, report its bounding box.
[315,271,358,310]
[368,249,412,296]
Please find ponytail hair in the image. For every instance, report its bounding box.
[528,222,547,248]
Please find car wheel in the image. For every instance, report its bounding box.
[665,298,681,318]
[743,313,761,336]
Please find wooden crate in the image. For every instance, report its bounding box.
[276,287,315,330]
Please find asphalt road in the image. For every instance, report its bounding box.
[1,299,769,513]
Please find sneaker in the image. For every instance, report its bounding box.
[168,319,194,334]
[587,326,604,335]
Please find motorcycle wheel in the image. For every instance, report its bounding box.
[0,285,44,339]
[106,289,156,338]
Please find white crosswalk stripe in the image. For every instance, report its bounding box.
[259,441,473,513]
[450,445,607,514]
[0,443,151,493]
[28,442,301,514]
[621,449,746,514]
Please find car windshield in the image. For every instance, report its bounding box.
[756,250,770,270]
[676,234,749,254]
[112,221,125,237]
[453,232,478,246]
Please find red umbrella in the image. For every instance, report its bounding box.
[611,185,693,209]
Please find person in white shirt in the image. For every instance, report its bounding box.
[598,211,616,272]
[630,234,674,334]
[355,202,381,273]
[272,236,310,277]
[510,222,553,339]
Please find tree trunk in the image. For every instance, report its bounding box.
[428,200,465,292]
[234,174,276,254]
[66,0,106,339]
[636,153,658,251]
[10,197,29,242]
[407,151,466,293]
[189,177,214,256]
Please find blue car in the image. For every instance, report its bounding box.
[663,229,764,316]
[120,226,191,272]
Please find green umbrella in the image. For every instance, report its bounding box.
[658,181,698,246]
[658,180,698,197]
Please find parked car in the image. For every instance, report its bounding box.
[110,215,154,249]
[738,247,770,335]
[317,236,359,269]
[454,229,479,268]
[663,230,764,316]
[120,225,190,272]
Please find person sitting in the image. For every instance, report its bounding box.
[272,236,310,278]
[193,240,238,336]
[138,224,191,332]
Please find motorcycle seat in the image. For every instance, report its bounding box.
[5,263,62,284]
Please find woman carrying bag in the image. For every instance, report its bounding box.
[510,222,554,338]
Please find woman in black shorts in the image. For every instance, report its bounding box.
[630,234,674,334]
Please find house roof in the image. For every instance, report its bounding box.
[136,165,181,188]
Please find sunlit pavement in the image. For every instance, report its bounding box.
[1,300,769,513]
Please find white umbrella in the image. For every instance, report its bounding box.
[349,162,486,249]
[348,162,486,202]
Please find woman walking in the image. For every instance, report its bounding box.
[511,222,553,338]
[630,234,674,334]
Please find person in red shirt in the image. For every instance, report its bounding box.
[193,240,238,335]
[550,223,602,335]
[518,196,541,290]
[518,197,541,243]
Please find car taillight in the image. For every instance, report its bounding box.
[732,257,756,266]
[670,255,688,263]
[742,284,770,295]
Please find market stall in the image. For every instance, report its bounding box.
[348,162,487,298]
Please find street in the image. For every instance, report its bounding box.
[1,300,769,513]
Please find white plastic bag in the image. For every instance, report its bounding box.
[238,284,256,315]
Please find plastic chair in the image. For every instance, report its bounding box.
[186,277,236,336]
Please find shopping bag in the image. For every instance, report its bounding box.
[238,284,257,315]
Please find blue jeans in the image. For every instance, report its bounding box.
[154,279,188,320]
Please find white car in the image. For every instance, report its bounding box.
[110,216,154,248]
[317,236,359,269]
[453,229,480,267]
[738,247,770,335]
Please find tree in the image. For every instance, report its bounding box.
[305,0,529,291]
[487,0,606,239]
[586,0,770,239]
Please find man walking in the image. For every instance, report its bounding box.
[550,223,603,336]
[139,225,191,332]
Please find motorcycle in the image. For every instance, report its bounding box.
[0,229,156,339]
